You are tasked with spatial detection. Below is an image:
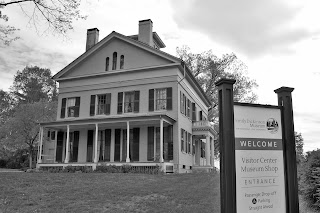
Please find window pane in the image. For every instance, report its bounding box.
[124,92,134,113]
[97,94,106,115]
[155,88,167,110]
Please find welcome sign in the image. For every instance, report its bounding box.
[234,104,286,212]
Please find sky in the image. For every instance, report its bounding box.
[0,0,319,152]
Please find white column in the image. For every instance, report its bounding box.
[126,121,130,162]
[160,118,164,163]
[38,126,44,163]
[211,137,215,167]
[205,135,211,166]
[94,123,99,163]
[64,125,70,163]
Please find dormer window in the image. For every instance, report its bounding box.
[120,55,124,69]
[105,57,109,71]
[112,52,117,70]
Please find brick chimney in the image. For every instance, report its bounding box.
[138,19,153,46]
[86,28,99,51]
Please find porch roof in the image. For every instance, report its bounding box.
[40,113,176,130]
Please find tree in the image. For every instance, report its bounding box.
[0,0,87,45]
[0,89,13,124]
[295,131,304,163]
[176,46,258,123]
[10,65,58,103]
[0,100,57,168]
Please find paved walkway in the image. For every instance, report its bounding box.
[0,168,23,172]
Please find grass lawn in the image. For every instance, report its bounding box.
[0,172,220,213]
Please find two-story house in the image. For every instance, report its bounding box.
[37,19,216,173]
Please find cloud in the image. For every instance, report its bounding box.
[170,0,317,57]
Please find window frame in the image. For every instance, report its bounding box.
[118,91,140,114]
[61,97,80,118]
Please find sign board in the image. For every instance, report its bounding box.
[234,104,286,212]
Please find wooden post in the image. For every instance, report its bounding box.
[215,78,236,213]
[274,87,299,213]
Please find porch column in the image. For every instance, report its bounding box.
[160,117,164,163]
[205,135,211,166]
[211,137,215,167]
[64,125,70,163]
[126,121,130,162]
[94,123,99,163]
[38,126,44,163]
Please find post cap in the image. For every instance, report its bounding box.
[215,78,236,87]
[274,87,294,94]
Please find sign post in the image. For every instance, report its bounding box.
[216,79,299,213]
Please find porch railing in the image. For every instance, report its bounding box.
[192,120,212,128]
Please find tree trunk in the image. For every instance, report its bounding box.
[29,146,33,169]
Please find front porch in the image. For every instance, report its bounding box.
[37,114,176,172]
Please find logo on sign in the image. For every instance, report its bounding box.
[266,118,279,133]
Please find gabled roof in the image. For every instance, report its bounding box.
[52,30,212,107]
[53,31,178,79]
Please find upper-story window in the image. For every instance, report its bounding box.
[149,87,172,111]
[180,91,195,119]
[61,97,80,118]
[105,57,109,71]
[90,94,111,116]
[112,52,117,70]
[117,91,140,114]
[120,55,124,69]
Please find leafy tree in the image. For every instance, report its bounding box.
[295,131,304,163]
[0,0,87,45]
[176,46,258,123]
[10,65,58,103]
[0,100,57,168]
[0,89,13,124]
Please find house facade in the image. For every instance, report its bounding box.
[37,19,216,173]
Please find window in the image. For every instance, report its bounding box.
[50,131,55,140]
[120,55,124,69]
[90,94,111,116]
[105,57,109,71]
[192,103,196,121]
[112,52,117,70]
[60,97,80,118]
[192,139,195,155]
[117,91,140,114]
[149,88,172,111]
[181,129,185,152]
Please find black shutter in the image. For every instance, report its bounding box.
[60,98,66,118]
[180,92,183,113]
[134,91,140,113]
[73,131,79,162]
[114,129,121,161]
[90,95,95,116]
[75,97,80,117]
[105,129,111,161]
[105,93,111,115]
[147,127,154,161]
[133,128,140,161]
[117,92,123,114]
[167,87,172,110]
[87,130,94,162]
[149,89,154,112]
[192,103,196,121]
[199,111,203,121]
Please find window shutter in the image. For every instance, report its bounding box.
[117,92,123,114]
[147,127,154,161]
[75,97,80,117]
[180,92,183,113]
[149,89,154,112]
[183,94,186,116]
[105,93,111,115]
[192,103,196,121]
[199,111,203,121]
[167,87,172,110]
[90,95,95,116]
[60,98,66,118]
[134,91,140,113]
